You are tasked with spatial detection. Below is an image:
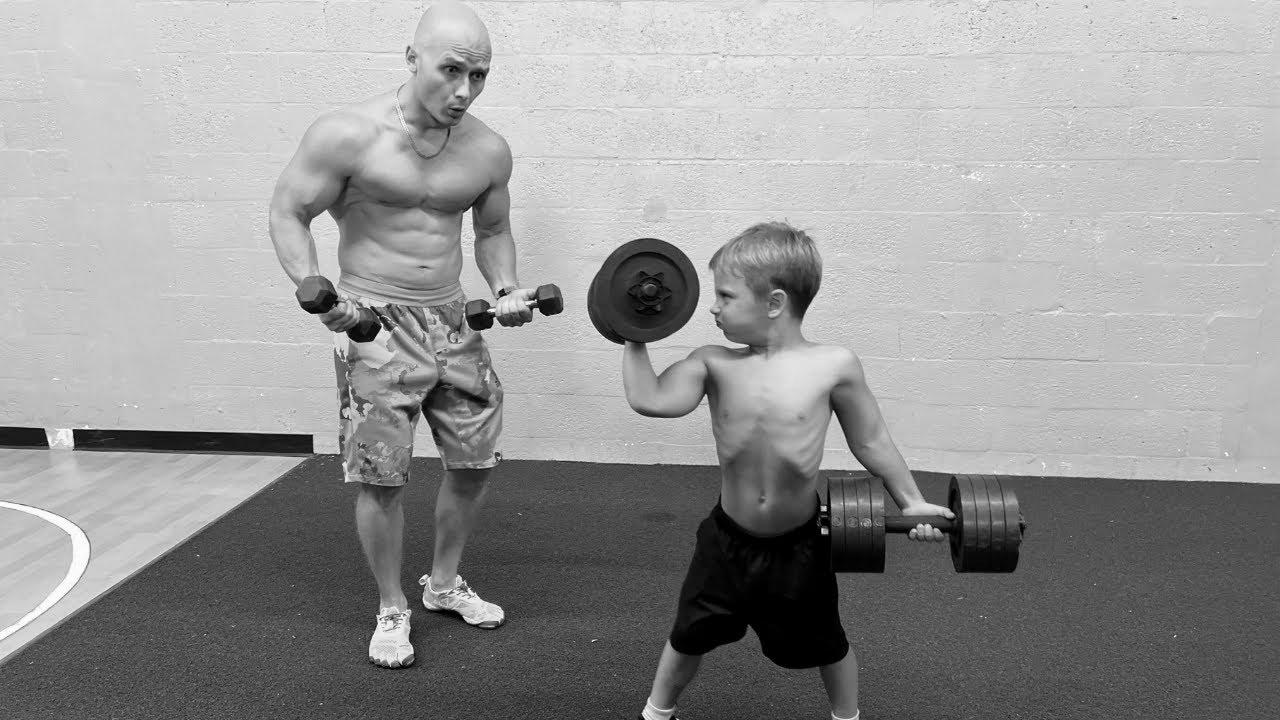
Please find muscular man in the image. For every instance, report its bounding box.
[268,1,532,668]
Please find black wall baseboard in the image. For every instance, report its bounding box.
[0,426,49,448]
[0,427,313,456]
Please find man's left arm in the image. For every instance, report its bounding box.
[471,135,532,326]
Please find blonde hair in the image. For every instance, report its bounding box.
[708,221,822,317]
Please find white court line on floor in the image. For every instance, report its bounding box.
[0,501,92,643]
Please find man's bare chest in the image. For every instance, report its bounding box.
[350,146,490,213]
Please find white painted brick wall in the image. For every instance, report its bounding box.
[2,0,1275,482]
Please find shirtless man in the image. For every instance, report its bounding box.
[268,1,530,668]
[621,222,954,720]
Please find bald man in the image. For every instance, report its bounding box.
[269,1,530,668]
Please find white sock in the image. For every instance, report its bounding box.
[642,699,676,720]
[832,711,859,720]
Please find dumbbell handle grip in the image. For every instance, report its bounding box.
[884,515,956,533]
[310,297,380,342]
[479,296,541,315]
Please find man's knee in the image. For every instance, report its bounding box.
[444,467,492,497]
[358,481,405,510]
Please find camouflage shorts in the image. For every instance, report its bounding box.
[332,296,503,486]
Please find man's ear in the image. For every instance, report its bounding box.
[405,45,418,72]
[767,289,788,318]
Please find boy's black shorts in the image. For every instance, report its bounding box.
[668,499,850,670]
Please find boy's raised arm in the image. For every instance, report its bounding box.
[622,342,709,418]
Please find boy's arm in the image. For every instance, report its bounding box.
[830,349,951,520]
[622,342,709,418]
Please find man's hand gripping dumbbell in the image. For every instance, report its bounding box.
[295,276,382,342]
[465,284,564,330]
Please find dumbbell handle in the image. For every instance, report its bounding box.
[885,515,956,533]
[476,296,543,316]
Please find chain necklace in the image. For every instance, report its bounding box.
[395,83,451,160]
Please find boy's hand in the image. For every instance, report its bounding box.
[898,501,954,543]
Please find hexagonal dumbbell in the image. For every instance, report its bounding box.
[295,276,381,342]
[465,284,564,330]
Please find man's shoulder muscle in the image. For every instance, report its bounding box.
[463,115,513,178]
[299,107,381,168]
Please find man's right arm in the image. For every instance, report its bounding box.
[268,112,365,287]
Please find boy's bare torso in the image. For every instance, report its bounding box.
[326,93,500,291]
[703,342,846,535]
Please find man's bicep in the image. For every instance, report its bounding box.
[471,180,512,239]
[472,136,514,239]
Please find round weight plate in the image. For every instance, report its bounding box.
[588,273,625,344]
[946,475,960,570]
[977,474,998,568]
[981,475,1006,573]
[994,476,1023,572]
[857,476,882,572]
[591,238,700,343]
[850,477,869,571]
[948,475,976,572]
[869,476,886,573]
[829,476,849,571]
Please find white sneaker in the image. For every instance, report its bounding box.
[368,606,414,668]
[419,574,506,629]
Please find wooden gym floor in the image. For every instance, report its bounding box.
[0,448,306,664]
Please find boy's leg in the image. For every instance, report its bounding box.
[819,649,859,720]
[647,640,704,711]
[646,507,749,719]
[747,505,855,715]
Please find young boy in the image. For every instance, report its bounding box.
[621,222,954,720]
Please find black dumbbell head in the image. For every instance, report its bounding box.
[535,284,564,315]
[465,299,495,330]
[348,312,382,343]
[297,276,339,314]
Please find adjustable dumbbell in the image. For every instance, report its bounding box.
[465,284,564,330]
[295,276,381,342]
[820,474,1027,573]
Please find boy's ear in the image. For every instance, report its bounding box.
[405,45,418,71]
[767,288,788,318]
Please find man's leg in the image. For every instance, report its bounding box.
[355,482,416,668]
[418,299,506,626]
[419,465,506,628]
[428,467,492,588]
[355,483,408,610]
[333,303,429,669]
